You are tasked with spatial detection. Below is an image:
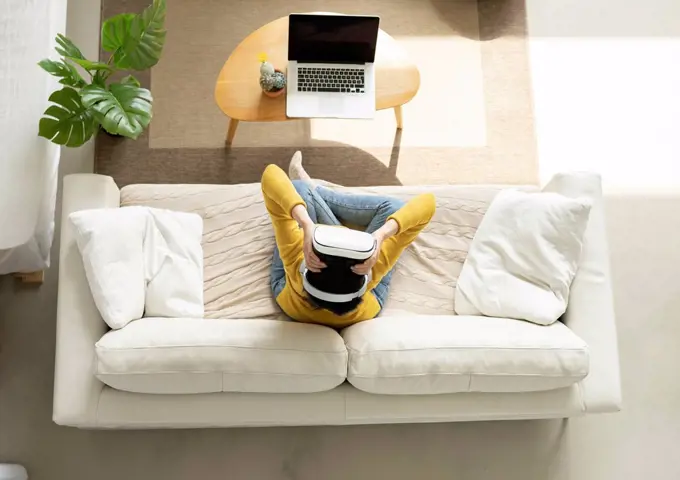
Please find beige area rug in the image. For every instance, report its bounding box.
[97,0,536,187]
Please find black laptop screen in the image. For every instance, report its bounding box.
[288,14,379,64]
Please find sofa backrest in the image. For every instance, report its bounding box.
[121,183,503,318]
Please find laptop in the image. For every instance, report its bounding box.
[286,13,380,119]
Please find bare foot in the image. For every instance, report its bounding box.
[288,151,312,182]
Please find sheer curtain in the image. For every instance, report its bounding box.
[0,0,67,274]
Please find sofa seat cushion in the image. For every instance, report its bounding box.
[95,318,347,394]
[343,315,589,395]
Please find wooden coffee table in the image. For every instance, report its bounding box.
[214,14,420,145]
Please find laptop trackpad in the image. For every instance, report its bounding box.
[319,97,345,116]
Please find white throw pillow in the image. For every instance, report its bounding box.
[143,208,204,318]
[454,188,591,325]
[70,207,204,329]
[70,207,147,329]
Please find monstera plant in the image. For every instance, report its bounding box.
[38,0,166,147]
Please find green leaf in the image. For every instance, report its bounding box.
[55,34,85,60]
[120,74,141,87]
[38,59,86,88]
[114,0,166,71]
[64,62,87,86]
[54,33,112,73]
[92,70,107,87]
[102,13,135,53]
[67,57,113,72]
[38,87,98,147]
[81,83,152,139]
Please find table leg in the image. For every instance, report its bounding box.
[225,118,239,146]
[394,106,403,129]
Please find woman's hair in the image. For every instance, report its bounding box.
[308,295,363,316]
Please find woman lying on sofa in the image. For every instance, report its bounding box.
[261,154,435,328]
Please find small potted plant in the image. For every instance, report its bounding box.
[37,0,166,147]
[258,53,286,98]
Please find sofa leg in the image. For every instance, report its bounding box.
[13,271,44,284]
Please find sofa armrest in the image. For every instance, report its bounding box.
[53,174,121,427]
[545,172,622,413]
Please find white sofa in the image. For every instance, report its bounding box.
[54,173,622,429]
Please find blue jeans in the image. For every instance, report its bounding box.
[271,181,405,309]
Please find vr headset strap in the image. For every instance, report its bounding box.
[299,260,372,303]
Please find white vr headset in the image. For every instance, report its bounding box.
[299,225,376,303]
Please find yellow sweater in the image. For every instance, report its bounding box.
[261,165,435,328]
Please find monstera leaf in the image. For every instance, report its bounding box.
[103,0,166,71]
[81,83,152,139]
[54,33,112,73]
[101,13,135,53]
[68,57,113,72]
[55,33,85,60]
[38,59,86,88]
[120,74,141,87]
[38,87,98,147]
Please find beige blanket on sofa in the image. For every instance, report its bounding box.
[121,183,501,319]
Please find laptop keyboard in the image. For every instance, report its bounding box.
[297,67,365,93]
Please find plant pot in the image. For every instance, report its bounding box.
[263,88,285,98]
[262,68,286,98]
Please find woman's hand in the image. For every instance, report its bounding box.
[302,223,326,273]
[351,219,399,276]
[351,234,383,275]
